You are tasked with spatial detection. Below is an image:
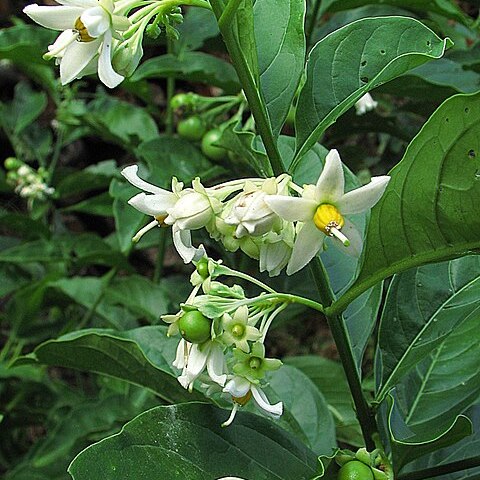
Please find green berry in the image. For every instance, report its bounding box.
[196,258,209,279]
[4,158,22,170]
[201,129,227,161]
[178,311,212,344]
[177,116,206,141]
[338,461,374,480]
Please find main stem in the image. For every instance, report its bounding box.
[310,258,377,451]
[209,0,284,176]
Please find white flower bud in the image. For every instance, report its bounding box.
[166,191,214,230]
[355,93,378,115]
[225,191,279,238]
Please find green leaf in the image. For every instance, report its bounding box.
[130,52,240,93]
[267,365,337,455]
[285,356,363,447]
[376,256,480,416]
[401,403,480,478]
[294,16,452,163]
[334,92,480,314]
[385,394,472,471]
[319,0,472,26]
[175,8,219,52]
[254,0,306,137]
[16,326,202,404]
[62,192,113,217]
[0,82,47,134]
[68,403,319,480]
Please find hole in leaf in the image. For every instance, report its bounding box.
[361,60,367,67]
[360,76,369,83]
[445,117,449,122]
[468,149,476,158]
[426,40,431,46]
[465,107,470,114]
[380,49,386,54]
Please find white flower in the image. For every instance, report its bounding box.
[355,93,378,115]
[265,149,390,275]
[24,0,130,88]
[224,178,283,238]
[121,165,210,264]
[221,375,283,427]
[258,224,294,277]
[220,306,261,352]
[173,339,227,391]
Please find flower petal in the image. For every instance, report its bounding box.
[56,0,98,6]
[23,5,83,30]
[172,225,206,264]
[286,222,324,275]
[223,376,250,397]
[338,219,363,257]
[80,6,110,37]
[121,165,169,195]
[206,343,227,386]
[251,385,282,417]
[315,149,345,203]
[178,343,209,388]
[264,195,317,222]
[97,30,124,88]
[60,37,100,84]
[172,339,188,370]
[337,175,390,214]
[128,192,176,217]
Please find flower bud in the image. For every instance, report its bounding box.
[167,191,213,230]
[225,191,279,238]
[113,37,144,78]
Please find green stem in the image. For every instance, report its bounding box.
[398,456,480,480]
[209,0,284,176]
[77,268,118,329]
[247,292,324,313]
[218,0,243,29]
[305,0,322,48]
[217,265,278,294]
[165,37,175,135]
[153,227,168,283]
[310,257,377,451]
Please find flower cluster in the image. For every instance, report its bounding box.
[164,257,285,425]
[23,0,187,88]
[122,149,390,276]
[4,158,55,204]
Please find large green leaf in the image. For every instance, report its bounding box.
[333,92,480,314]
[285,356,363,447]
[384,394,472,472]
[130,52,240,93]
[401,404,480,479]
[376,256,480,413]
[15,326,201,404]
[267,365,336,455]
[254,0,306,137]
[68,403,319,480]
[319,0,472,26]
[294,16,451,164]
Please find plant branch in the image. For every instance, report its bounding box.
[310,257,377,451]
[209,0,284,176]
[305,0,322,48]
[398,456,480,480]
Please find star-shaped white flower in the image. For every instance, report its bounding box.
[264,149,390,275]
[355,93,378,115]
[24,0,129,88]
[121,165,208,264]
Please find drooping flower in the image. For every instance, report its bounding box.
[264,149,390,275]
[173,339,227,390]
[24,0,129,88]
[355,93,378,115]
[232,341,282,383]
[121,165,216,263]
[221,375,283,427]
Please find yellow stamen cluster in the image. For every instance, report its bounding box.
[74,18,95,42]
[313,204,344,234]
[155,214,168,227]
[232,390,252,406]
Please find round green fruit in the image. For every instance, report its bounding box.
[177,116,206,141]
[170,93,190,110]
[201,129,227,161]
[196,258,209,279]
[179,311,212,344]
[338,461,374,480]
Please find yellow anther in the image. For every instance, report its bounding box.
[313,204,344,234]
[155,214,168,227]
[232,390,252,406]
[74,18,95,42]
